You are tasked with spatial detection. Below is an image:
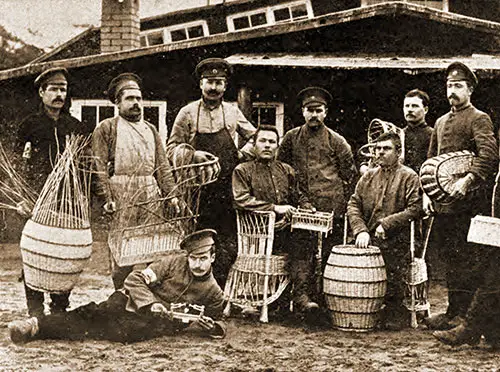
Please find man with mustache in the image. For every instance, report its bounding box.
[17,67,87,317]
[232,125,318,312]
[402,89,433,173]
[167,58,256,285]
[347,131,422,330]
[277,87,357,283]
[8,229,226,344]
[423,62,498,331]
[92,73,178,289]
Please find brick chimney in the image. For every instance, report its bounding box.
[101,0,140,53]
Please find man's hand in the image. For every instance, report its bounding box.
[422,193,434,215]
[167,197,181,215]
[194,316,215,332]
[374,225,386,240]
[150,302,168,316]
[449,174,475,199]
[15,201,32,219]
[355,232,370,248]
[274,205,296,219]
[103,200,116,214]
[193,150,215,164]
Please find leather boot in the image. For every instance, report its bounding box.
[8,317,39,344]
[289,260,318,312]
[433,324,480,346]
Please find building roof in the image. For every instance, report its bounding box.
[225,53,500,73]
[1,2,500,82]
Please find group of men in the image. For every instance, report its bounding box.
[7,58,500,349]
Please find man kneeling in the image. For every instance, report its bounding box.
[9,229,226,344]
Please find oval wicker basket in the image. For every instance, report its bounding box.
[323,245,387,332]
[20,218,92,293]
[420,150,476,204]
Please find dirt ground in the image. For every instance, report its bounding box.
[1,242,500,372]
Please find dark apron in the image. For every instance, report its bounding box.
[192,102,239,235]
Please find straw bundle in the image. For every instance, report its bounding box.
[30,135,91,228]
[0,142,37,213]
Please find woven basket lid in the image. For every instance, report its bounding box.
[419,150,475,203]
[330,245,381,256]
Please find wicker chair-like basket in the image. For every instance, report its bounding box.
[223,210,290,323]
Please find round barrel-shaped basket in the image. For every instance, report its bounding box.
[20,219,92,293]
[323,245,387,332]
[419,150,475,204]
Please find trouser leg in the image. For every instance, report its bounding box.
[37,292,176,343]
[23,276,44,317]
[111,260,134,290]
[50,292,70,313]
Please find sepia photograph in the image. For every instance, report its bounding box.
[1,0,500,370]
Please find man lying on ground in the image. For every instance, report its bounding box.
[9,229,226,344]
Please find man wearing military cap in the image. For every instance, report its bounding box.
[8,229,227,344]
[424,62,498,330]
[16,67,87,317]
[167,58,256,285]
[277,87,357,285]
[92,72,178,289]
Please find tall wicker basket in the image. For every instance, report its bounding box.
[20,135,92,293]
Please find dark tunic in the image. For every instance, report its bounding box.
[277,124,357,215]
[17,106,84,193]
[403,121,433,173]
[232,159,310,212]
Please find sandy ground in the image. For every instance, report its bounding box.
[1,241,500,372]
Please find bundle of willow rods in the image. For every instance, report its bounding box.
[0,142,38,212]
[30,135,91,229]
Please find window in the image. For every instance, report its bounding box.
[140,20,209,47]
[252,102,284,139]
[70,99,168,145]
[227,1,313,32]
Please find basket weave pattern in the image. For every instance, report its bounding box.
[324,245,387,331]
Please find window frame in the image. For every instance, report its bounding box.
[140,20,209,47]
[227,0,313,32]
[70,99,168,144]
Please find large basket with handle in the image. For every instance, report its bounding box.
[108,154,220,267]
[419,150,476,204]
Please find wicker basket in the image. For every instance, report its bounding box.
[20,218,93,293]
[224,254,290,307]
[323,245,387,332]
[420,150,476,204]
[291,209,334,235]
[108,221,184,267]
[468,215,500,248]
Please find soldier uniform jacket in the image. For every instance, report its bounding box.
[92,116,175,203]
[403,121,433,173]
[18,107,83,192]
[277,124,357,214]
[166,99,255,152]
[427,103,498,213]
[347,163,422,237]
[232,159,310,212]
[124,252,225,325]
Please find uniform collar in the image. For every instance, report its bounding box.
[406,120,427,129]
[380,161,401,173]
[201,98,223,110]
[450,102,472,113]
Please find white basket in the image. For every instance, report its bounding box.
[291,209,334,234]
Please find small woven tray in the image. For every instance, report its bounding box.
[291,209,334,234]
